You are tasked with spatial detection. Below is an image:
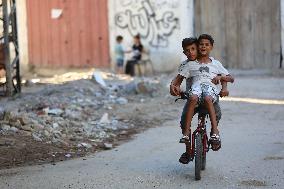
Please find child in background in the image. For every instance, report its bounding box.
[115,36,125,74]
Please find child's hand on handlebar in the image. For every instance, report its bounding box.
[212,76,222,85]
[219,89,229,97]
[170,84,181,96]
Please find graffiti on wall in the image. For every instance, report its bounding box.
[115,0,180,48]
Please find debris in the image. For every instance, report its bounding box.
[93,71,107,88]
[99,113,110,124]
[0,139,15,146]
[21,125,33,132]
[136,81,149,94]
[0,70,163,168]
[103,143,113,149]
[10,127,19,133]
[65,154,72,158]
[2,125,11,131]
[52,123,59,129]
[0,107,5,120]
[32,133,43,142]
[116,97,128,105]
[48,109,64,116]
[77,143,92,149]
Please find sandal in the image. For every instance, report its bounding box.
[179,135,190,143]
[179,152,192,164]
[209,133,221,151]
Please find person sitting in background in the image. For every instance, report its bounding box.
[125,34,144,76]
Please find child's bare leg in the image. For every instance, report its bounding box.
[203,96,218,134]
[184,95,199,136]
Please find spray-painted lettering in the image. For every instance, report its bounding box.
[115,0,179,48]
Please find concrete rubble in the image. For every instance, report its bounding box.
[0,73,163,162]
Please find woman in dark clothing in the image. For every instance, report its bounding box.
[125,35,144,76]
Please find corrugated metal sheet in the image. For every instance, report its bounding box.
[26,0,109,68]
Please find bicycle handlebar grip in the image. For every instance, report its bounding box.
[180,91,189,99]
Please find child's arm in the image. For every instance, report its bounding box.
[170,74,184,96]
[212,74,234,84]
[221,74,234,83]
[212,74,234,97]
[220,75,234,97]
[220,81,229,97]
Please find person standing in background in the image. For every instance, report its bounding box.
[115,35,126,74]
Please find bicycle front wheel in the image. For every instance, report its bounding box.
[201,134,207,170]
[195,133,203,180]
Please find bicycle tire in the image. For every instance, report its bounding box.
[201,135,207,170]
[195,133,202,180]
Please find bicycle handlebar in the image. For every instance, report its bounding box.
[175,91,189,102]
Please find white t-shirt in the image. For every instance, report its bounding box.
[178,58,229,93]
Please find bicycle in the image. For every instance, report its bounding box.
[176,92,212,180]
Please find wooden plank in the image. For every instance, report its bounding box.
[90,0,100,67]
[84,0,93,67]
[80,0,91,67]
[38,0,50,66]
[69,0,80,67]
[60,0,71,67]
[28,0,42,66]
[50,0,62,67]
[99,0,110,67]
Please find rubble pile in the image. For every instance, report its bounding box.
[0,76,162,156]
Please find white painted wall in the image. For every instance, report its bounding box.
[108,0,194,73]
[16,0,29,76]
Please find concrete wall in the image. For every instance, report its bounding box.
[16,0,29,75]
[108,0,194,72]
[195,0,281,70]
[282,0,284,68]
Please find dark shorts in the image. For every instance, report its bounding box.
[180,97,222,130]
[116,59,124,67]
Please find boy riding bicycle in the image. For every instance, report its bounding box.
[170,34,234,163]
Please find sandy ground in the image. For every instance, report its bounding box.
[0,74,283,188]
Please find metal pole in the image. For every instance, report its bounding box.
[3,0,13,96]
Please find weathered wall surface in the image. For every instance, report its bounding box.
[195,0,281,69]
[281,0,284,68]
[108,0,194,72]
[16,0,29,75]
[26,0,109,68]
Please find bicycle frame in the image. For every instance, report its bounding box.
[190,115,210,157]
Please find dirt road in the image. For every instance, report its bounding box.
[0,75,283,189]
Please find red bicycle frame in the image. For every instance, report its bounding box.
[190,115,209,157]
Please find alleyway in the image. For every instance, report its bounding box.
[0,72,283,189]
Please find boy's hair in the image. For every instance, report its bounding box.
[134,34,140,40]
[116,35,123,42]
[198,34,214,46]
[182,37,198,50]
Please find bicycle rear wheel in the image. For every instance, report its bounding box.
[195,133,202,180]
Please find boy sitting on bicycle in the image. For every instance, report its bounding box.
[170,34,234,161]
[170,37,226,163]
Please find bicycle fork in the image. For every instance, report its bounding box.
[190,117,209,158]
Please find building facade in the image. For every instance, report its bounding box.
[16,0,284,74]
